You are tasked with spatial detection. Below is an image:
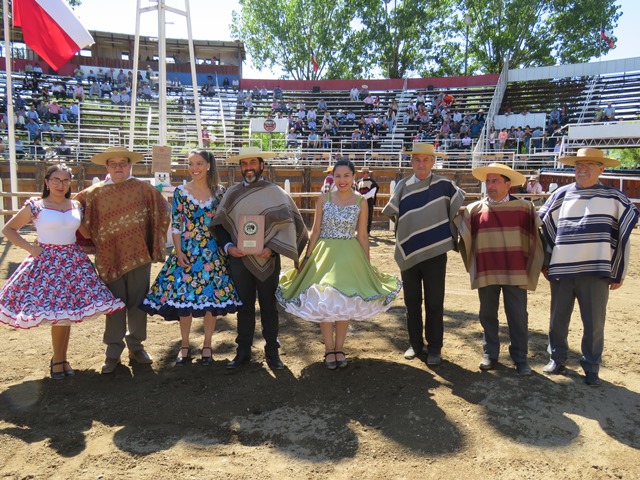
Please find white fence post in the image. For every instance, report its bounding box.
[388,180,396,231]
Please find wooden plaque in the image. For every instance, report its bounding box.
[237,215,265,255]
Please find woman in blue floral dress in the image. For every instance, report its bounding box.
[142,149,241,365]
[0,164,125,379]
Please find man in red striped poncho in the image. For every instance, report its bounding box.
[455,163,545,376]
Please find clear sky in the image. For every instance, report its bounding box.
[73,0,638,79]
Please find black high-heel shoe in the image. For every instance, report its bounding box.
[63,361,75,377]
[335,351,348,369]
[175,346,192,366]
[200,347,213,366]
[50,360,65,380]
[324,352,337,370]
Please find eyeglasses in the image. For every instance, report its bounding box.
[575,162,603,170]
[48,178,71,186]
[107,161,130,169]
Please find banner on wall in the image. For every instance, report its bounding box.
[250,118,289,134]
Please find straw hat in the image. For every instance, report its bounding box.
[359,168,371,173]
[227,146,277,163]
[405,143,448,158]
[323,166,333,174]
[558,148,619,167]
[472,163,526,186]
[91,146,143,165]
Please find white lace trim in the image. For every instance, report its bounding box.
[280,285,392,322]
[178,184,214,208]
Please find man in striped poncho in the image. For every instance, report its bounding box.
[539,148,639,386]
[455,163,545,376]
[383,143,465,365]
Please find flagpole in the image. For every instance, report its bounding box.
[129,0,142,151]
[3,0,18,211]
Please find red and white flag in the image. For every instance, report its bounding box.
[311,50,319,73]
[13,0,95,71]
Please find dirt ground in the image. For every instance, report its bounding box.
[0,227,639,480]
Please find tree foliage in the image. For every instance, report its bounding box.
[461,0,621,72]
[232,0,622,79]
[231,0,365,80]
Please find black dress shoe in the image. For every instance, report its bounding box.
[265,352,285,370]
[226,351,251,369]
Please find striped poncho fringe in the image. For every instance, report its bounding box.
[455,197,545,291]
[539,183,639,283]
[383,174,465,271]
[212,180,309,281]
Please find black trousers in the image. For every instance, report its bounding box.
[366,198,375,233]
[228,255,281,355]
[400,253,447,354]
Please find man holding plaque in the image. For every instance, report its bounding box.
[213,147,308,370]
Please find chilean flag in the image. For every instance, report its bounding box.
[311,50,319,72]
[600,27,616,49]
[13,0,95,71]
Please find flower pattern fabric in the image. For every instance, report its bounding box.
[141,185,242,319]
[0,198,125,329]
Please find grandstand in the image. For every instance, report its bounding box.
[1,29,640,215]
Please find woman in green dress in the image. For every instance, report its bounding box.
[277,160,401,370]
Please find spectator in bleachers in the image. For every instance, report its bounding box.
[46,100,61,121]
[351,129,362,149]
[105,68,115,85]
[40,120,52,141]
[15,137,25,159]
[498,128,508,150]
[74,67,84,82]
[274,85,283,100]
[15,108,27,129]
[36,100,48,120]
[531,126,543,150]
[97,68,106,84]
[469,119,482,138]
[68,102,79,123]
[243,97,254,114]
[345,110,356,125]
[26,118,40,141]
[559,106,569,125]
[308,130,320,148]
[140,84,153,101]
[117,69,127,86]
[52,83,65,100]
[286,128,299,149]
[487,126,497,150]
[546,122,559,150]
[29,138,46,159]
[121,90,131,105]
[331,118,340,136]
[549,107,561,125]
[593,108,604,122]
[297,107,306,121]
[360,84,370,100]
[55,138,71,159]
[307,107,317,123]
[51,120,65,140]
[363,94,375,110]
[260,86,268,99]
[32,63,43,77]
[439,121,451,136]
[603,103,615,121]
[111,90,122,105]
[202,126,211,148]
[100,81,112,98]
[87,69,96,83]
[317,98,328,111]
[73,84,85,102]
[522,126,533,153]
[222,77,230,90]
[232,78,240,91]
[88,80,100,97]
[350,86,359,102]
[59,104,69,123]
[145,65,153,83]
[321,131,331,149]
[307,118,317,131]
[293,118,304,134]
[26,105,39,122]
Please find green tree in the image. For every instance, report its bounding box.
[611,148,640,170]
[231,0,365,80]
[460,0,621,73]
[358,0,456,78]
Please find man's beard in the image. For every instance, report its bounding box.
[242,167,263,183]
